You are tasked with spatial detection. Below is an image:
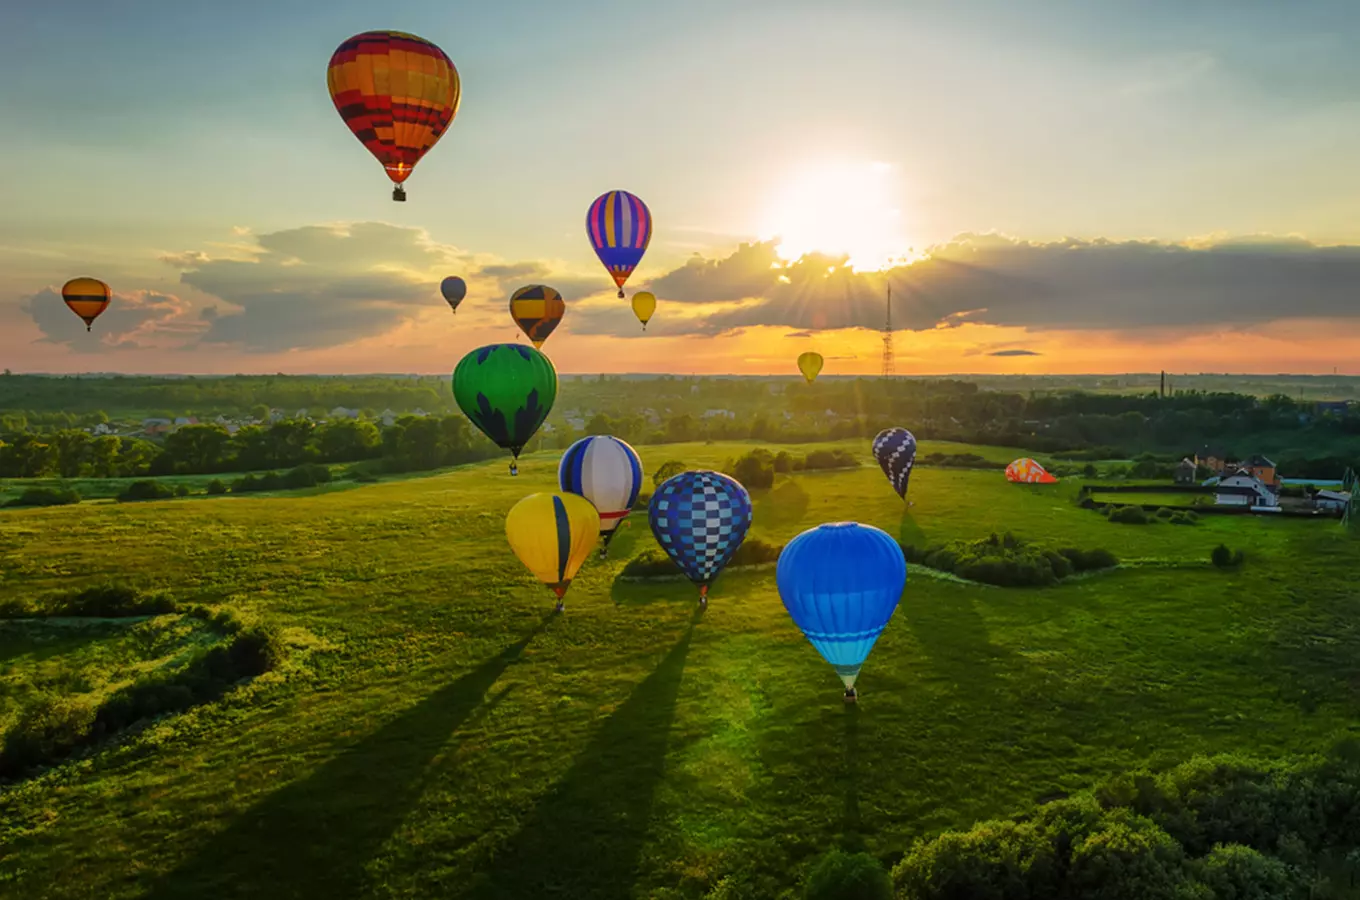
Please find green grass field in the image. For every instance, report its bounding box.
[2,438,1359,899]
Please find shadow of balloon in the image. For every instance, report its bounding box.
[755,479,811,530]
[609,571,704,609]
[898,509,928,550]
[841,704,865,852]
[466,624,695,899]
[137,618,551,900]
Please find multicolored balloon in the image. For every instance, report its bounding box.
[648,470,753,608]
[631,291,656,331]
[797,351,823,384]
[509,285,565,348]
[559,435,644,557]
[1005,458,1058,484]
[61,278,111,332]
[776,522,906,702]
[505,492,600,613]
[453,344,557,475]
[872,428,917,500]
[327,30,461,201]
[587,190,652,298]
[441,276,467,313]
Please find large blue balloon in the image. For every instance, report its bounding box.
[776,522,906,700]
[872,428,917,499]
[648,470,753,606]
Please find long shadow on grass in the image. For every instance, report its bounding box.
[138,621,549,900]
[467,623,694,899]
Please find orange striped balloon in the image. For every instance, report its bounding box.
[327,30,461,201]
[61,278,111,332]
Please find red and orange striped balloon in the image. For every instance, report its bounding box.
[326,30,461,201]
[61,278,111,332]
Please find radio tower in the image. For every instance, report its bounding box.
[881,283,895,377]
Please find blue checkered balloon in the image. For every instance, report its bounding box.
[648,470,753,599]
[872,428,917,499]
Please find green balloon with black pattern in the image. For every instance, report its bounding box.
[453,343,558,461]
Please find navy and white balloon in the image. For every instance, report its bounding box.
[776,522,907,702]
[558,435,644,557]
[872,428,918,500]
[648,470,753,607]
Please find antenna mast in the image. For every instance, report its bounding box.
[881,283,895,377]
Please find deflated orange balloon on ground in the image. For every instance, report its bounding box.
[327,30,461,201]
[1005,457,1058,484]
[61,278,111,332]
[798,351,824,384]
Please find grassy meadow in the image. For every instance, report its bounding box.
[2,438,1359,899]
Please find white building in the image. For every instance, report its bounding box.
[1214,471,1278,508]
[1314,490,1351,512]
[329,406,360,419]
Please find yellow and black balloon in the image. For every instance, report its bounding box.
[509,285,565,349]
[506,492,600,612]
[798,351,824,384]
[62,278,111,332]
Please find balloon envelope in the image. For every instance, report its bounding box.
[327,31,460,198]
[797,351,824,384]
[776,522,906,690]
[648,470,752,599]
[872,428,918,499]
[441,276,467,311]
[453,344,557,459]
[509,285,565,348]
[506,492,600,602]
[1006,458,1058,484]
[631,291,656,329]
[558,436,644,546]
[61,277,110,332]
[587,191,652,297]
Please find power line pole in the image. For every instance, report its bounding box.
[881,283,895,378]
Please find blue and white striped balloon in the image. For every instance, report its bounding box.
[776,522,906,701]
[558,435,644,554]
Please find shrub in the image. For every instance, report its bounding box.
[802,849,892,900]
[727,450,775,490]
[174,484,190,497]
[918,452,1006,470]
[1108,505,1151,525]
[0,693,97,776]
[6,486,80,508]
[117,480,176,502]
[621,537,782,578]
[206,479,228,495]
[803,449,859,471]
[1169,512,1198,526]
[902,533,1117,587]
[1212,544,1245,568]
[1083,463,1099,478]
[1154,507,1175,519]
[1060,548,1120,571]
[653,460,687,487]
[1192,844,1304,900]
[774,451,795,474]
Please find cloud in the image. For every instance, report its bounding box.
[988,349,1042,357]
[22,288,195,352]
[566,233,1360,338]
[169,222,464,352]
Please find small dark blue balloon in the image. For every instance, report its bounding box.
[776,522,906,692]
[648,470,752,601]
[872,428,917,499]
[441,276,467,312]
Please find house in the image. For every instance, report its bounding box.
[1314,489,1351,512]
[378,408,398,427]
[1197,447,1231,474]
[141,417,173,436]
[702,409,736,420]
[1240,454,1280,488]
[1316,400,1350,416]
[1173,458,1198,485]
[1214,471,1278,508]
[173,416,198,427]
[329,406,360,420]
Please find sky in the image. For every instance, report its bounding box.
[2,0,1359,376]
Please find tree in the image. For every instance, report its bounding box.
[664,413,697,443]
[315,419,382,462]
[653,460,687,487]
[162,424,233,474]
[250,404,271,423]
[88,435,122,478]
[585,413,614,436]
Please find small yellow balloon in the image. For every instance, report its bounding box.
[505,492,601,611]
[631,291,656,330]
[797,351,824,384]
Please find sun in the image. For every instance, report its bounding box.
[760,160,913,272]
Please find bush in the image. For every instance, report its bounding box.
[1083,463,1099,478]
[117,480,176,502]
[918,452,1006,470]
[206,479,227,495]
[774,451,795,474]
[901,533,1118,587]
[1192,844,1304,899]
[1212,544,1245,568]
[653,460,687,487]
[0,694,97,777]
[802,449,859,471]
[621,537,782,578]
[174,484,190,497]
[1060,548,1120,571]
[803,849,892,900]
[1108,505,1151,525]
[726,449,775,490]
[5,486,81,508]
[1154,507,1175,519]
[1169,512,1198,526]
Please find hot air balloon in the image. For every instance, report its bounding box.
[327,30,461,201]
[776,522,906,703]
[648,470,752,608]
[61,278,111,332]
[441,276,467,313]
[797,351,824,384]
[872,428,918,500]
[506,492,600,613]
[509,285,565,349]
[631,291,656,331]
[1005,458,1058,484]
[587,190,652,298]
[559,435,643,557]
[453,344,557,475]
